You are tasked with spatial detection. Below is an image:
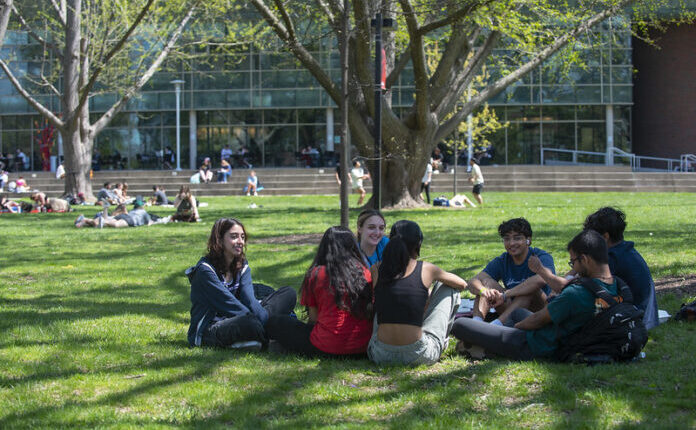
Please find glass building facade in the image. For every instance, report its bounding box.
[0,17,632,170]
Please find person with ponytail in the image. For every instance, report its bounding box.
[266,226,373,356]
[368,220,469,366]
[187,218,296,348]
[356,209,389,267]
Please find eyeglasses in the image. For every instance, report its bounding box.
[568,256,582,268]
[502,235,526,244]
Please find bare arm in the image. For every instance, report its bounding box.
[189,196,199,219]
[468,271,501,302]
[423,262,467,291]
[514,307,552,330]
[528,254,573,293]
[503,274,547,299]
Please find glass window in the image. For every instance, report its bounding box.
[506,122,541,164]
[541,106,575,121]
[542,122,575,150]
[576,105,604,120]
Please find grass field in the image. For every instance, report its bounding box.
[1,192,695,429]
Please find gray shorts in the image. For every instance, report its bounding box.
[368,283,460,366]
[368,332,443,366]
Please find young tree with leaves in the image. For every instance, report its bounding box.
[0,0,199,197]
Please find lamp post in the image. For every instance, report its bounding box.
[371,12,394,209]
[170,79,185,171]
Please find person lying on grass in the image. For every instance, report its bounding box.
[266,226,373,357]
[187,218,296,349]
[524,207,659,330]
[452,229,628,360]
[74,199,153,228]
[367,220,468,366]
[467,218,556,326]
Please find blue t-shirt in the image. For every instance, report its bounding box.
[483,247,555,294]
[609,241,659,330]
[363,236,389,267]
[526,279,618,357]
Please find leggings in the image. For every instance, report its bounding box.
[421,182,431,203]
[451,308,536,361]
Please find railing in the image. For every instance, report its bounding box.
[681,154,696,172]
[542,148,694,172]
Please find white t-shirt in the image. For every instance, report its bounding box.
[56,164,65,179]
[422,163,433,184]
[350,167,364,189]
[470,164,484,185]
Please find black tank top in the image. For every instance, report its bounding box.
[375,261,429,326]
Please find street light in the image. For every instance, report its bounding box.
[170,79,185,171]
[371,13,394,209]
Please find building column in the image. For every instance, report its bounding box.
[189,110,197,169]
[605,105,614,165]
[326,108,334,152]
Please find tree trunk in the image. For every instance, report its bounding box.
[63,123,94,197]
[361,125,436,209]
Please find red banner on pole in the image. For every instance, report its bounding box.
[381,48,387,90]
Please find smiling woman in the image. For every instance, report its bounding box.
[186,218,296,349]
[357,209,388,267]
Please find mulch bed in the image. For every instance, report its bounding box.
[655,274,696,298]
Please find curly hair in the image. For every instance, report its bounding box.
[498,218,532,238]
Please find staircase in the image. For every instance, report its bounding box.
[4,165,696,198]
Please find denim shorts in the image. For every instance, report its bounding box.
[367,333,442,366]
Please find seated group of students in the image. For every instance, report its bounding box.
[188,207,658,365]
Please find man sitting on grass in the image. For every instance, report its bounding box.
[467,218,556,326]
[452,229,624,360]
[527,207,659,330]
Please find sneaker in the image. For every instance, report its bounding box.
[246,192,250,196]
[253,191,258,196]
[74,214,85,227]
[456,340,486,360]
[229,340,263,352]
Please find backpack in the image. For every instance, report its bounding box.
[555,277,648,363]
[674,300,696,322]
[433,196,449,206]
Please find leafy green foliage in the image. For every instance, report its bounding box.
[0,192,695,427]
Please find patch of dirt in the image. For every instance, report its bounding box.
[255,233,323,245]
[654,275,696,298]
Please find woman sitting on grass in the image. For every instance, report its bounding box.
[368,220,468,366]
[172,185,200,222]
[266,226,373,357]
[187,218,297,349]
[356,209,389,267]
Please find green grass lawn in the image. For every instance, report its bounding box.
[1,192,695,429]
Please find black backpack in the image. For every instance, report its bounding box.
[555,277,648,363]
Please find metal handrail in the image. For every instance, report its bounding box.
[542,147,691,172]
[681,154,696,172]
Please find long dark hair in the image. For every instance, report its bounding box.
[377,220,423,289]
[206,218,247,278]
[301,226,372,320]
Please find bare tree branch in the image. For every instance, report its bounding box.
[398,0,429,129]
[249,0,341,103]
[76,0,156,113]
[49,0,67,26]
[91,3,198,136]
[12,4,63,58]
[0,59,64,129]
[418,0,489,35]
[385,43,410,89]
